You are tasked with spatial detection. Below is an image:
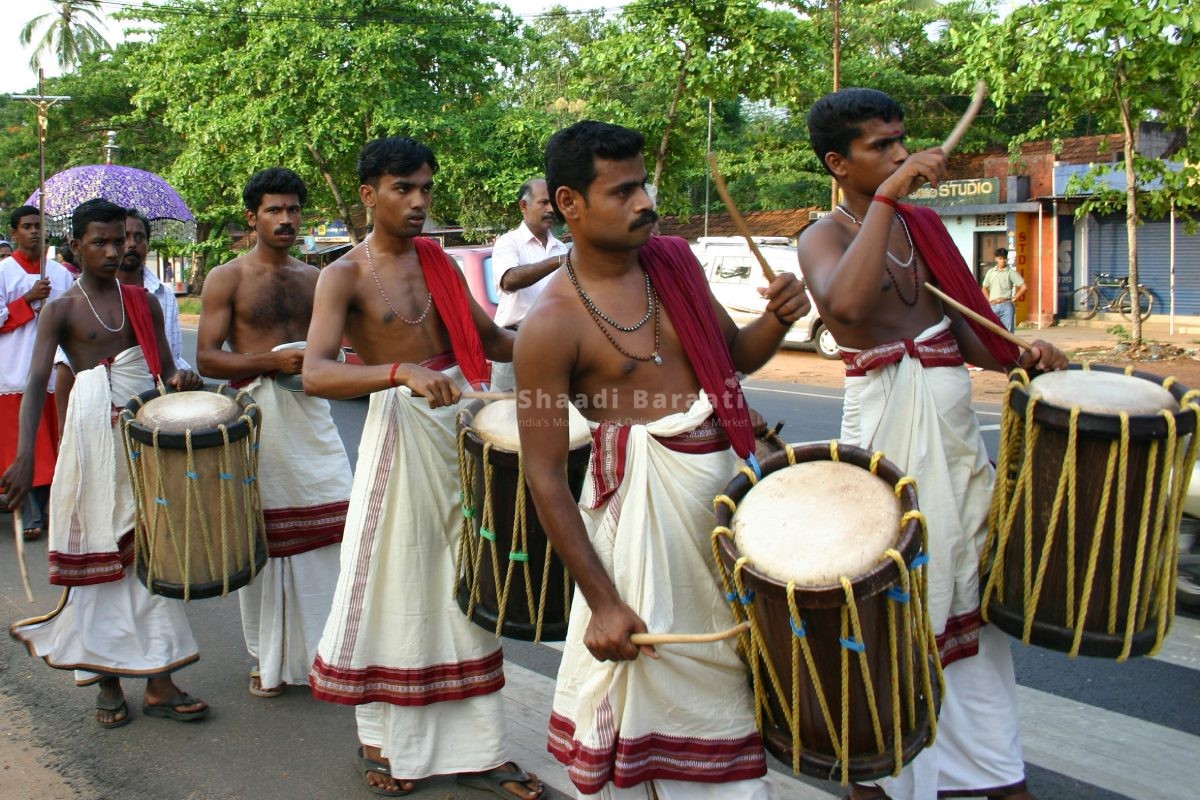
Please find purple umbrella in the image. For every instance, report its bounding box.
[26,164,196,241]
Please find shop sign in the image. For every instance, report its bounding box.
[906,177,1000,207]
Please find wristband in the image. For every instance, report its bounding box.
[388,361,401,388]
[872,194,898,209]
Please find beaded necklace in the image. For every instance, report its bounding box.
[565,253,662,365]
[834,205,920,307]
[365,235,434,325]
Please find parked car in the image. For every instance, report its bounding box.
[445,244,498,319]
[692,236,839,359]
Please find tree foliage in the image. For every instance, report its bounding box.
[956,0,1200,340]
[19,0,110,71]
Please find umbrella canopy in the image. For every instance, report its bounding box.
[26,164,196,241]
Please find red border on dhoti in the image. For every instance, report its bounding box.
[262,499,347,558]
[309,648,505,707]
[548,710,766,793]
[48,531,134,587]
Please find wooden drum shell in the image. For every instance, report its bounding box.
[121,386,268,600]
[983,365,1198,658]
[455,401,591,641]
[714,442,940,783]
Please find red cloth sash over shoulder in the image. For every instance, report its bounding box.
[640,235,755,460]
[898,204,1021,368]
[119,284,162,379]
[11,251,39,275]
[412,237,489,389]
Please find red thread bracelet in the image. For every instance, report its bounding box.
[388,361,401,388]
[872,195,898,209]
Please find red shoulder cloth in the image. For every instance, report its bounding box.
[898,204,1021,368]
[412,237,489,389]
[11,251,39,275]
[119,284,162,378]
[640,235,755,460]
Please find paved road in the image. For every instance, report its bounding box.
[1,332,1196,800]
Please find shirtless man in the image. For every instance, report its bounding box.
[304,136,541,799]
[197,167,351,699]
[797,88,1067,800]
[516,121,807,798]
[4,198,206,728]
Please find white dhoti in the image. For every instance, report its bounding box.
[310,362,509,780]
[839,319,1025,798]
[237,376,350,689]
[10,347,199,684]
[549,393,767,799]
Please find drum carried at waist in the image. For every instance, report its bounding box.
[119,386,268,600]
[712,441,942,785]
[454,398,591,641]
[982,365,1199,660]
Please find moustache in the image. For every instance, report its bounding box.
[630,211,659,231]
[275,226,296,236]
[117,259,141,272]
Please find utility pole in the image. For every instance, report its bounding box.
[830,0,841,212]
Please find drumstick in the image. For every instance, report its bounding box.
[13,507,34,603]
[707,153,777,282]
[462,390,513,402]
[925,283,1032,352]
[941,81,988,157]
[630,620,750,646]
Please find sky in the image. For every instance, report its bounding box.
[0,0,629,95]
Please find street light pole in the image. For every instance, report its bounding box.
[11,69,70,280]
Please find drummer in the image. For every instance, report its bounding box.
[516,121,808,798]
[797,88,1067,800]
[196,167,352,699]
[303,136,541,799]
[2,198,207,729]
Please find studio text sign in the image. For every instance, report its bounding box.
[906,177,1000,207]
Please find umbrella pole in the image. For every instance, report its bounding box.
[11,70,70,281]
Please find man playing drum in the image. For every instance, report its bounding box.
[3,199,207,729]
[196,168,352,699]
[516,121,808,799]
[797,88,1068,800]
[304,136,542,799]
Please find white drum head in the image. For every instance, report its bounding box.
[472,398,590,452]
[731,461,901,586]
[136,391,241,433]
[1029,370,1175,416]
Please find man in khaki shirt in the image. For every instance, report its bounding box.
[981,247,1025,331]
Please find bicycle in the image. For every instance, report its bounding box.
[1072,272,1154,321]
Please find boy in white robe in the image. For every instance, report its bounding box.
[3,198,207,728]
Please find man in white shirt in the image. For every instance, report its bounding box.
[489,177,569,391]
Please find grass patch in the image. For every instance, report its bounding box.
[176,296,201,315]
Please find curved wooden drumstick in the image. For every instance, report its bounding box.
[941,81,988,157]
[630,620,750,646]
[707,153,777,282]
[13,507,34,602]
[925,283,1032,352]
[463,390,513,402]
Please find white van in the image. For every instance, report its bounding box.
[691,236,839,359]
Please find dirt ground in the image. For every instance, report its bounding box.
[751,342,1200,406]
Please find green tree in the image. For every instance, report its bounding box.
[123,0,520,287]
[19,0,110,72]
[956,0,1200,342]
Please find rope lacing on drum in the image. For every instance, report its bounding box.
[983,368,1199,660]
[710,446,943,785]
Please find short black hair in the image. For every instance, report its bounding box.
[995,247,1009,258]
[71,198,126,239]
[10,205,39,231]
[125,208,153,239]
[517,177,544,205]
[544,121,645,219]
[243,167,308,212]
[807,88,905,176]
[57,244,75,265]
[357,137,438,186]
